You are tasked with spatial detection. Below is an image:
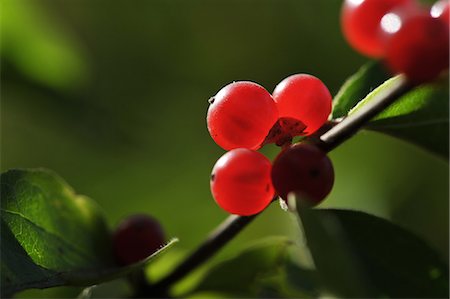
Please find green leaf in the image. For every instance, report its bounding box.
[1,169,177,296]
[350,76,449,158]
[76,286,94,299]
[296,205,376,298]
[284,259,320,297]
[192,237,294,297]
[1,0,89,90]
[295,204,449,298]
[62,238,177,286]
[332,61,391,119]
[1,218,64,295]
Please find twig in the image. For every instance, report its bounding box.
[139,214,260,297]
[318,76,412,151]
[145,76,413,296]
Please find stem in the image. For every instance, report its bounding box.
[318,76,412,151]
[146,76,413,296]
[147,214,259,293]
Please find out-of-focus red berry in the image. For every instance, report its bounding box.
[383,11,449,84]
[113,214,165,266]
[341,0,416,57]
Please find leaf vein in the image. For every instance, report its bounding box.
[1,209,98,265]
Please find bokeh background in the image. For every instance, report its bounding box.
[1,0,448,297]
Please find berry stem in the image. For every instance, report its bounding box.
[143,76,413,296]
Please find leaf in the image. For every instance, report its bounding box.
[63,238,177,286]
[192,237,294,297]
[1,169,177,296]
[295,204,449,298]
[350,76,449,158]
[295,204,376,298]
[332,61,391,119]
[1,218,63,294]
[76,286,95,299]
[284,260,320,297]
[1,0,89,90]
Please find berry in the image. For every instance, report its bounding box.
[341,0,415,57]
[383,11,449,83]
[207,81,278,151]
[271,143,334,205]
[113,214,165,265]
[272,74,332,136]
[431,0,449,26]
[210,148,274,216]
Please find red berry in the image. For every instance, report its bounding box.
[341,0,415,57]
[207,82,278,151]
[113,214,165,265]
[210,148,274,216]
[431,0,449,26]
[271,143,334,205]
[272,74,332,136]
[383,11,449,84]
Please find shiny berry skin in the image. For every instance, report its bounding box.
[272,74,332,136]
[207,82,278,151]
[431,0,449,26]
[271,143,334,205]
[113,214,165,266]
[210,148,274,216]
[383,12,449,84]
[341,0,415,57]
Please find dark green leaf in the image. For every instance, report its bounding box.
[1,218,64,295]
[332,61,391,118]
[351,76,449,158]
[295,204,449,298]
[192,237,293,297]
[284,260,320,297]
[1,169,177,296]
[296,205,376,298]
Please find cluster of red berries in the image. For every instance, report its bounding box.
[207,77,335,216]
[342,0,449,84]
[110,1,449,266]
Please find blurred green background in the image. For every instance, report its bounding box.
[1,0,448,297]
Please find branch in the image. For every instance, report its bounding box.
[318,76,412,151]
[154,215,258,293]
[145,76,413,295]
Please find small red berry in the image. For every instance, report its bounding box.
[383,11,449,84]
[210,148,274,216]
[431,0,449,26]
[272,74,332,136]
[207,82,278,151]
[341,0,415,57]
[271,143,334,205]
[113,214,165,266]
